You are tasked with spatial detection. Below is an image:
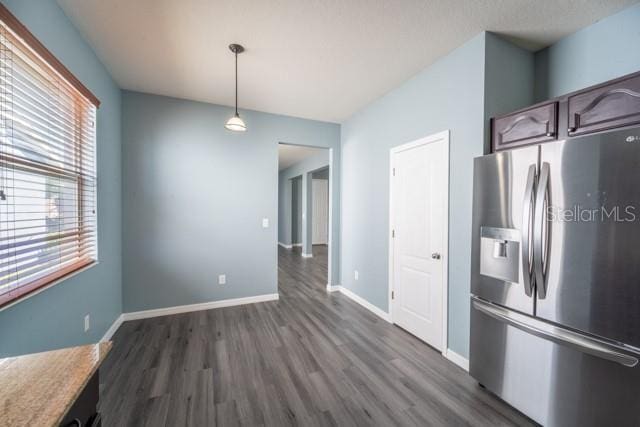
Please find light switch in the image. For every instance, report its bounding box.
[262,218,269,228]
[218,274,226,285]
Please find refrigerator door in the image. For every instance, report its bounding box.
[471,146,538,314]
[470,297,640,427]
[536,128,640,348]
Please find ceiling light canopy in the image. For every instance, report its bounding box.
[225,43,246,132]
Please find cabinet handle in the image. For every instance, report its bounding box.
[568,127,576,133]
[545,132,554,137]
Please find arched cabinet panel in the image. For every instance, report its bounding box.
[568,74,640,136]
[490,71,640,152]
[492,102,558,151]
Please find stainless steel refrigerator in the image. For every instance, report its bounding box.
[470,127,640,426]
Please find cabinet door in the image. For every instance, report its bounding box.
[492,102,557,151]
[59,371,99,426]
[568,73,640,136]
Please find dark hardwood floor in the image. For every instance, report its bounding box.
[99,244,533,426]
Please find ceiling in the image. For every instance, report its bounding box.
[58,0,638,123]
[278,144,326,171]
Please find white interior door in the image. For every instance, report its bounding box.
[312,179,329,244]
[391,132,448,350]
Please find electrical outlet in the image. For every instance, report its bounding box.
[262,218,269,228]
[354,270,359,281]
[84,314,90,332]
[218,274,226,285]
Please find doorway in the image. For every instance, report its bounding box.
[291,176,302,247]
[311,167,329,245]
[389,130,449,352]
[277,144,332,290]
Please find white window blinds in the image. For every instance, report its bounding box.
[0,8,98,307]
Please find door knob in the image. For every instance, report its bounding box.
[431,253,441,260]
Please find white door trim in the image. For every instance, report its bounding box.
[327,148,334,289]
[388,130,450,354]
[277,143,334,290]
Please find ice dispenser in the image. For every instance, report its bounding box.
[480,227,520,283]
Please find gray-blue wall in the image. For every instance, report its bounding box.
[122,92,340,312]
[534,3,640,101]
[340,32,534,359]
[484,33,535,149]
[0,0,122,357]
[340,33,487,358]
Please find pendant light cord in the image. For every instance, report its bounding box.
[235,50,238,116]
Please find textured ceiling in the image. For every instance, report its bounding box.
[278,144,326,171]
[58,0,638,123]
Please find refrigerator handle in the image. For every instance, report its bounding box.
[533,162,550,299]
[472,298,639,368]
[521,164,536,297]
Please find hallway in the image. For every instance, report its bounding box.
[98,246,532,426]
[278,244,329,296]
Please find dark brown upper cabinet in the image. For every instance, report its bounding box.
[492,102,558,151]
[567,73,640,136]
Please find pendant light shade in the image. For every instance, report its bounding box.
[225,113,246,132]
[225,43,246,132]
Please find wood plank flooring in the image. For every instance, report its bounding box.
[99,244,534,426]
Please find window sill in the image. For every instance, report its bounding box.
[0,261,99,313]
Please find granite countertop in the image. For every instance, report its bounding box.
[0,342,112,427]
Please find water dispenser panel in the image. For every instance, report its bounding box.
[480,227,520,283]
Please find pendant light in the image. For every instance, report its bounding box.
[225,43,247,132]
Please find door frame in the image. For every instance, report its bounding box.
[277,143,334,288]
[311,173,329,245]
[388,130,450,353]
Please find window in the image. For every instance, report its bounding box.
[0,5,99,308]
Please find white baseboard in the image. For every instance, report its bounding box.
[326,283,340,292]
[301,253,313,258]
[330,285,391,323]
[122,293,280,322]
[444,349,469,371]
[100,314,124,342]
[106,290,467,373]
[280,242,302,249]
